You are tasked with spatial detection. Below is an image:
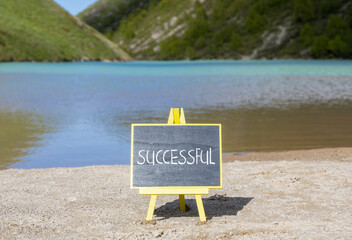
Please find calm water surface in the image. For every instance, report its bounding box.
[1,60,352,169]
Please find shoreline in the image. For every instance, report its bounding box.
[1,147,351,239]
[3,147,351,171]
[2,59,351,64]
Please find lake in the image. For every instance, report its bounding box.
[1,60,352,169]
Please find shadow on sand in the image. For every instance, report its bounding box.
[154,194,253,221]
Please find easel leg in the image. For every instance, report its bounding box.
[146,195,157,221]
[195,195,206,222]
[179,194,185,211]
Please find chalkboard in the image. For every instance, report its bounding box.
[131,124,222,188]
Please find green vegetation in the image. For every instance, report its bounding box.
[0,0,130,62]
[306,14,352,58]
[80,0,352,60]
[300,24,314,47]
[311,35,329,58]
[78,0,157,33]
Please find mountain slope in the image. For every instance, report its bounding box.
[79,0,352,60]
[0,0,131,62]
[78,0,157,33]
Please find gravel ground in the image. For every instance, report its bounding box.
[1,148,352,239]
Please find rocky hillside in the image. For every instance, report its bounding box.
[79,0,352,60]
[0,0,131,62]
[78,0,156,33]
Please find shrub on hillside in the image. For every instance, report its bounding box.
[326,15,350,39]
[319,0,343,17]
[195,36,206,49]
[184,5,210,44]
[347,6,352,26]
[294,0,315,22]
[104,30,114,40]
[212,28,232,47]
[159,37,187,60]
[228,0,249,16]
[231,33,242,51]
[328,35,350,57]
[245,9,266,33]
[311,35,329,58]
[119,20,135,40]
[253,0,287,14]
[300,24,314,46]
[212,0,227,23]
[186,46,197,59]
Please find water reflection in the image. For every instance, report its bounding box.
[187,103,352,152]
[115,103,352,153]
[0,111,50,169]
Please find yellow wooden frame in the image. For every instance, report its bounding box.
[130,108,223,222]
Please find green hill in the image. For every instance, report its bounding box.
[79,0,352,60]
[78,0,156,33]
[0,0,131,62]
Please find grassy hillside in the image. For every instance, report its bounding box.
[79,0,352,60]
[0,0,131,62]
[78,0,156,33]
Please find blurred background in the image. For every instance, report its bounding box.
[0,0,352,169]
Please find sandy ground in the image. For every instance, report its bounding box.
[223,147,352,162]
[1,148,352,239]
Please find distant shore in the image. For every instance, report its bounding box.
[1,147,351,239]
[0,59,125,63]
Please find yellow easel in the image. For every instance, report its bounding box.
[139,108,208,222]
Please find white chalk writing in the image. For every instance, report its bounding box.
[136,148,215,165]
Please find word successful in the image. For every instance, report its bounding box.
[137,148,215,165]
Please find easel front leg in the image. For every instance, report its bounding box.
[179,194,185,211]
[146,195,157,221]
[195,195,206,222]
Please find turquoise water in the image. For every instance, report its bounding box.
[1,60,352,76]
[1,60,352,169]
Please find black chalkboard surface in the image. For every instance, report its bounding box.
[131,124,222,188]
